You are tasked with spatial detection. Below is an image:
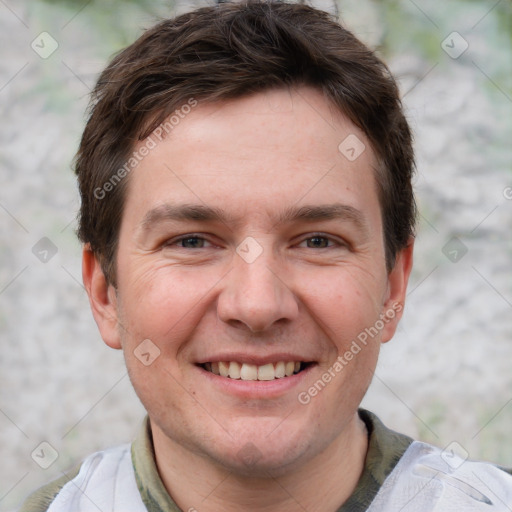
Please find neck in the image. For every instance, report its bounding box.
[152,413,369,512]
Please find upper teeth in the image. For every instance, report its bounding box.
[205,361,302,380]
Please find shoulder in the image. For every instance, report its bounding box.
[369,440,512,511]
[18,444,145,512]
[18,464,81,512]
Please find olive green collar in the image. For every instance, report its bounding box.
[131,409,414,512]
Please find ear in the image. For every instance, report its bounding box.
[380,238,414,343]
[82,245,122,350]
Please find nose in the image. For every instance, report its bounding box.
[216,247,299,333]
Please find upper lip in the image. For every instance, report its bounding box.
[195,353,316,366]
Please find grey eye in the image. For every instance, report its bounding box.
[305,237,330,248]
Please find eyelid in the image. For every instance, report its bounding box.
[161,232,347,250]
[295,233,347,248]
[163,233,216,248]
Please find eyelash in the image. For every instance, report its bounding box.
[164,233,344,250]
[298,235,341,249]
[166,234,214,249]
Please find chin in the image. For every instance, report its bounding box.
[204,429,316,478]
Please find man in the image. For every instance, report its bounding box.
[20,1,512,511]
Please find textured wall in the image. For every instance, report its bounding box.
[0,1,511,510]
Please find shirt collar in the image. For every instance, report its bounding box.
[131,409,413,512]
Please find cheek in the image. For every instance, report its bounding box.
[117,262,221,350]
[302,266,385,344]
[123,349,198,443]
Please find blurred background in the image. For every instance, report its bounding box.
[0,0,511,510]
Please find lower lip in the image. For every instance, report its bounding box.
[195,364,317,399]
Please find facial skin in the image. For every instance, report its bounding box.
[83,86,413,512]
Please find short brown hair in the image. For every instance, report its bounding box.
[75,0,416,285]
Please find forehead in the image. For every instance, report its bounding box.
[124,86,381,230]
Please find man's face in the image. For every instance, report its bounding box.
[87,86,411,474]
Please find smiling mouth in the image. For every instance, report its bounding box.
[199,361,314,381]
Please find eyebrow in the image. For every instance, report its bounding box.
[140,203,369,234]
[277,204,368,230]
[141,204,235,231]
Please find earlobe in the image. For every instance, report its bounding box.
[82,245,122,350]
[380,238,414,343]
